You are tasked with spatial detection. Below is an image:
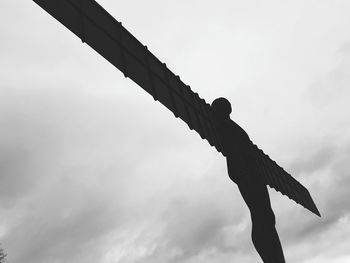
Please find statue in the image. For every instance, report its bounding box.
[32,1,321,261]
[212,98,286,262]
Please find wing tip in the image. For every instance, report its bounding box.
[313,206,322,217]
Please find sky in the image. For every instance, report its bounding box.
[1,0,350,262]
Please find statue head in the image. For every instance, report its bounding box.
[211,97,232,119]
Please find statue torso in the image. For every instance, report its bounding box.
[214,118,253,183]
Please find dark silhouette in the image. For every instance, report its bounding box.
[33,0,321,218]
[33,1,321,261]
[212,98,286,263]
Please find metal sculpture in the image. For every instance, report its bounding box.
[32,0,321,261]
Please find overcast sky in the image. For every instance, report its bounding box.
[1,0,350,262]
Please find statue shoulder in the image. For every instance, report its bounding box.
[230,120,250,140]
[213,118,250,140]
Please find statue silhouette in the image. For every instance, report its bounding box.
[212,97,286,263]
[33,1,321,261]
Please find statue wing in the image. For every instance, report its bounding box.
[33,0,320,216]
[250,143,321,216]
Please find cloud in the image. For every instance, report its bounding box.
[277,142,350,247]
[113,172,255,263]
[309,42,350,106]
[162,198,231,255]
[6,190,123,263]
[289,142,337,176]
[0,82,172,263]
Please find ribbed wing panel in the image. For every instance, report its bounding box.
[33,0,319,217]
[250,144,321,216]
[32,0,222,152]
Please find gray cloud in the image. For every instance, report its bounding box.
[277,142,350,245]
[162,198,231,255]
[289,143,337,176]
[5,185,126,263]
[0,87,130,263]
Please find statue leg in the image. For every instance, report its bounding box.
[237,180,286,263]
